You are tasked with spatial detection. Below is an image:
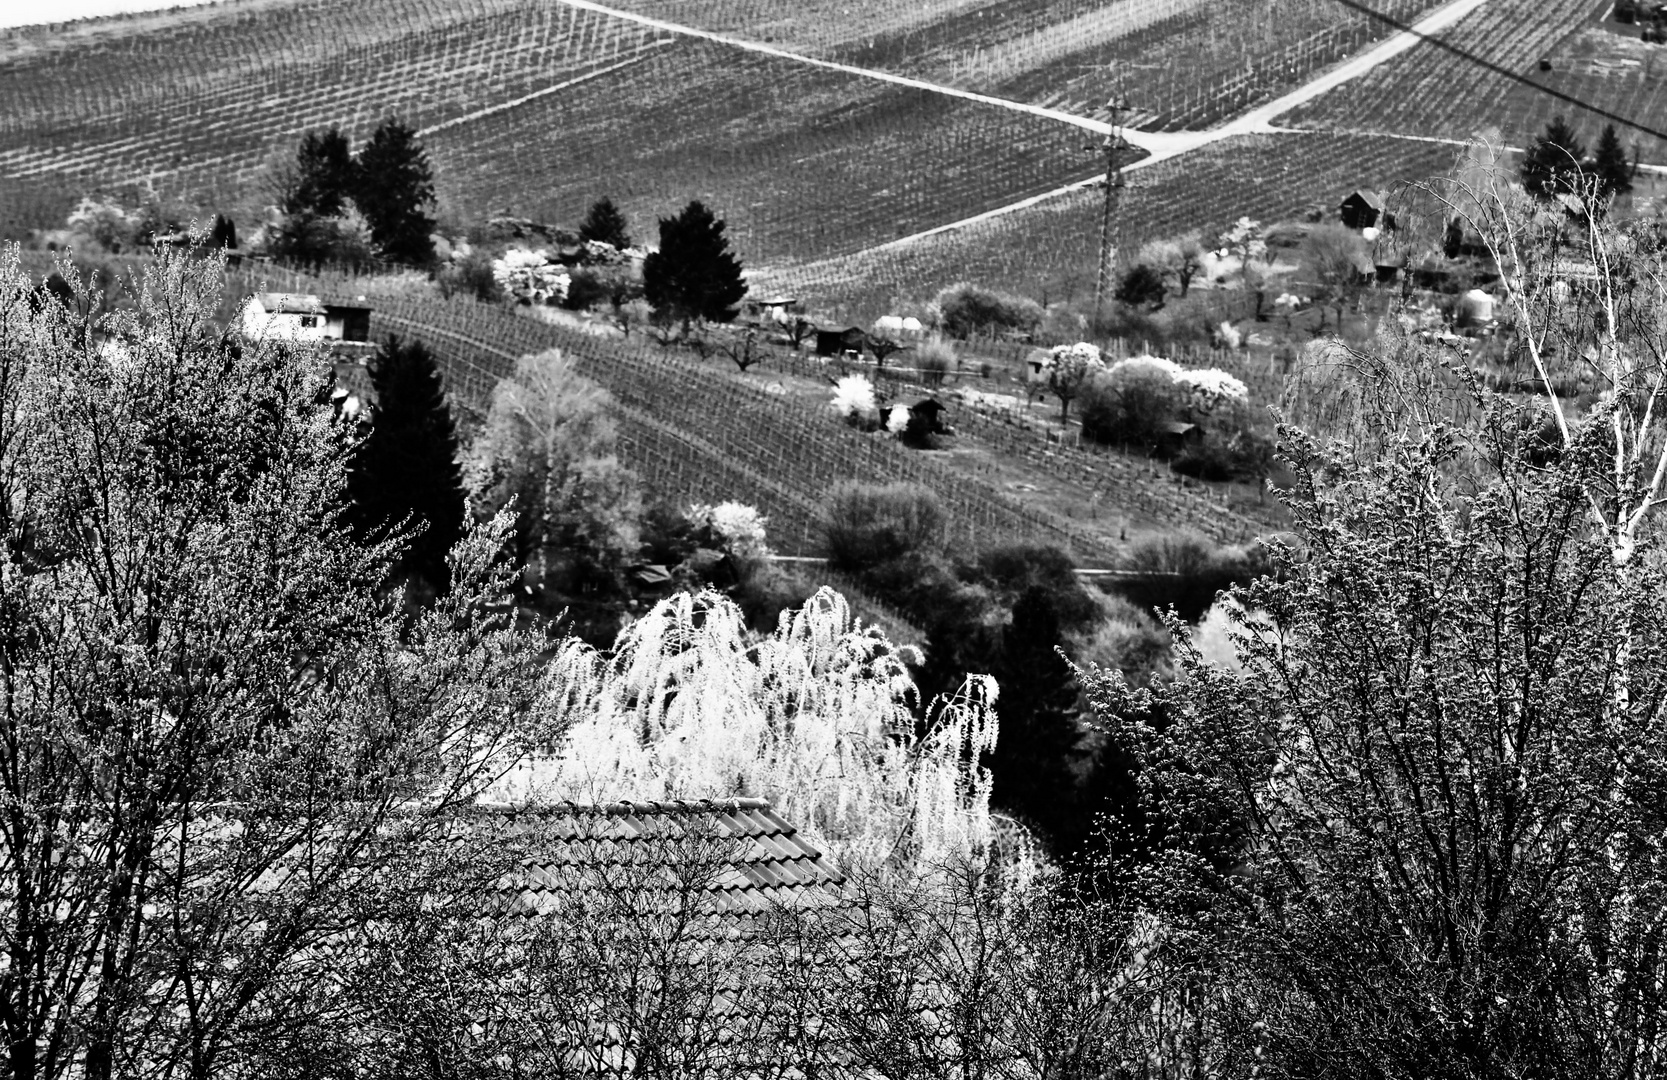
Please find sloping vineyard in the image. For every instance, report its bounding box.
[0,1,663,194]
[849,0,1447,131]
[1278,0,1667,163]
[573,0,1447,131]
[424,38,1099,267]
[357,295,1150,560]
[761,132,1461,315]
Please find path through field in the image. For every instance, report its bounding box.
[555,0,1493,250]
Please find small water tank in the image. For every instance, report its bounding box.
[1457,288,1495,326]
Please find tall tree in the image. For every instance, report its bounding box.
[1093,165,1667,1078]
[347,334,467,594]
[577,195,632,249]
[985,587,1086,852]
[1594,122,1634,202]
[642,200,747,336]
[1302,223,1373,330]
[284,127,357,218]
[354,119,437,265]
[1520,115,1587,200]
[0,244,547,1080]
[467,349,643,642]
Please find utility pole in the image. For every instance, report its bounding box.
[1091,95,1131,335]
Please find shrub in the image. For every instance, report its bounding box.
[914,338,956,387]
[1078,360,1184,447]
[436,249,503,302]
[1105,531,1272,622]
[1114,264,1167,310]
[933,282,1043,340]
[972,544,1100,632]
[1066,593,1172,684]
[823,481,945,570]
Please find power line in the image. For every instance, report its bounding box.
[1328,0,1667,145]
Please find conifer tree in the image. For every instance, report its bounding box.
[1520,116,1586,200]
[348,334,466,593]
[285,127,357,218]
[1594,123,1633,201]
[986,587,1085,851]
[642,200,746,335]
[577,196,631,249]
[354,119,436,265]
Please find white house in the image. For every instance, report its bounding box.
[240,293,373,350]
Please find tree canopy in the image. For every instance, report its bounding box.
[284,126,357,218]
[1089,169,1667,1077]
[353,119,437,265]
[1520,115,1587,200]
[466,348,642,642]
[346,333,467,594]
[0,243,548,1080]
[1594,122,1633,202]
[577,195,632,249]
[642,200,746,333]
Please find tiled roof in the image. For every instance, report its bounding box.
[470,797,847,919]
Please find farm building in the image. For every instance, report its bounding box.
[742,295,804,327]
[240,292,378,416]
[873,314,925,338]
[815,326,869,357]
[1339,189,1387,231]
[240,293,373,352]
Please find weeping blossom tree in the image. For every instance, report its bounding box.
[502,588,1001,871]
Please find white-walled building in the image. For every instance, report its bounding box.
[240,293,373,349]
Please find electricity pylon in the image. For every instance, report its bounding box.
[1091,95,1131,334]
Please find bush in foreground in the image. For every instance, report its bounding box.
[823,481,946,571]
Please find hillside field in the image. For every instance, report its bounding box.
[1279,0,1667,164]
[762,132,1463,315]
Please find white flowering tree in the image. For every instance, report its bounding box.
[685,500,771,560]
[502,588,1001,871]
[830,374,880,429]
[492,246,571,305]
[1046,341,1104,427]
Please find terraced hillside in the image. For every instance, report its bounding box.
[763,132,1463,314]
[310,291,1266,559]
[1279,0,1667,164]
[422,37,1099,267]
[0,0,1102,265]
[587,0,1450,130]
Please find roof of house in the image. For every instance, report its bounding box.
[1341,189,1385,209]
[252,292,327,315]
[473,797,846,919]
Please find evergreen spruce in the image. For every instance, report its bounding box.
[348,334,466,593]
[578,196,632,249]
[285,127,357,218]
[1594,123,1633,201]
[354,119,437,265]
[1520,116,1587,200]
[985,587,1086,851]
[642,200,747,335]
